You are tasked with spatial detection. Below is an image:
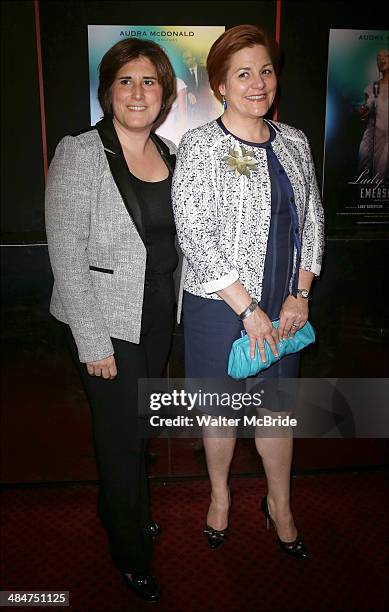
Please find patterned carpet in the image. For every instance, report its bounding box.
[1,472,388,611]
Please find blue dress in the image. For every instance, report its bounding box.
[183,120,300,411]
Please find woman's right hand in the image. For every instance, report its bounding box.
[86,355,117,379]
[243,307,280,363]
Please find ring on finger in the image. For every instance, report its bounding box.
[292,323,298,328]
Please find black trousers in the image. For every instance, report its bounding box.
[62,276,175,573]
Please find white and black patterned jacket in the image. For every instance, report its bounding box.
[172,118,324,319]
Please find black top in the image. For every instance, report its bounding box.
[130,172,178,276]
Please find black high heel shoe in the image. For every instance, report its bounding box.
[260,496,309,560]
[204,489,231,550]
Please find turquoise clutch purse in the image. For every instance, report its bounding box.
[227,319,315,380]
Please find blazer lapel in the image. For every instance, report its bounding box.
[96,117,146,244]
[150,132,176,174]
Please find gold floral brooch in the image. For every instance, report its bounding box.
[223,144,258,178]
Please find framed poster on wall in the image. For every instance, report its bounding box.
[88,25,225,146]
[322,29,389,237]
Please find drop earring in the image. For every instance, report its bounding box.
[222,95,227,110]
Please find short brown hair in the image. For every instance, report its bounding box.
[98,38,176,123]
[207,25,280,102]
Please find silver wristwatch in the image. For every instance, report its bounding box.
[297,288,310,300]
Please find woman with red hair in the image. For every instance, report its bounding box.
[173,25,324,558]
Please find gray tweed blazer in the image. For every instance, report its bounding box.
[45,118,178,363]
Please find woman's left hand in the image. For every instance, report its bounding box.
[278,295,309,340]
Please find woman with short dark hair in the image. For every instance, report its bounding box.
[46,38,178,602]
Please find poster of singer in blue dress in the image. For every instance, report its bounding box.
[323,29,388,236]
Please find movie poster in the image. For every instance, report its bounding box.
[88,25,225,145]
[323,29,389,235]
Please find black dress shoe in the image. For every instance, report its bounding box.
[204,488,232,551]
[204,524,228,550]
[122,572,161,602]
[260,496,309,560]
[147,521,161,539]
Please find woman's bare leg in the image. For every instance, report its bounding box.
[203,430,236,530]
[255,422,298,542]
